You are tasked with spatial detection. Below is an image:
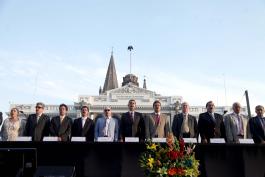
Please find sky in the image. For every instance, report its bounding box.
[0,0,265,115]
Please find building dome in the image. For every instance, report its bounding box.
[122,74,139,87]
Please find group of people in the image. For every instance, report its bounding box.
[0,100,264,144]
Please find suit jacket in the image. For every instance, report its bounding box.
[224,113,249,143]
[120,111,145,141]
[249,116,265,144]
[72,117,94,142]
[145,113,170,139]
[24,114,50,141]
[172,113,198,139]
[50,116,72,141]
[198,112,225,143]
[95,117,119,142]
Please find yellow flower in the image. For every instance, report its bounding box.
[147,158,155,169]
[147,143,157,151]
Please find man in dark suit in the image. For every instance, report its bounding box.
[50,104,72,141]
[72,105,94,142]
[172,102,198,139]
[198,101,225,143]
[249,105,265,144]
[24,102,50,141]
[120,99,145,142]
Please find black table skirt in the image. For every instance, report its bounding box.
[0,142,264,177]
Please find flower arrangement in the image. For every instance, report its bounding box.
[139,133,200,177]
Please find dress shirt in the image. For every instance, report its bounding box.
[60,115,65,123]
[82,117,88,128]
[104,117,111,136]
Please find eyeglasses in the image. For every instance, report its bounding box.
[104,109,110,112]
[35,106,43,109]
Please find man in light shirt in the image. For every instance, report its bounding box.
[172,102,198,139]
[94,106,119,142]
[72,105,94,142]
[224,102,249,143]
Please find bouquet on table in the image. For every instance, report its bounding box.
[139,133,200,177]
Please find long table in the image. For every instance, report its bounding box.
[0,142,265,177]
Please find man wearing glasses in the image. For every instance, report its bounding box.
[24,102,50,141]
[94,106,119,142]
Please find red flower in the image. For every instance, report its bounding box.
[179,138,185,152]
[167,167,184,176]
[167,167,177,176]
[167,150,179,160]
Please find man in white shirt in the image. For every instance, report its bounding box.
[94,106,119,142]
[72,105,94,142]
[224,102,249,143]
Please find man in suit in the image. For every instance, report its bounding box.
[50,104,72,141]
[198,101,225,143]
[172,102,198,139]
[24,102,50,141]
[95,106,119,142]
[249,105,265,144]
[72,105,94,142]
[145,100,170,140]
[120,99,145,142]
[224,102,249,143]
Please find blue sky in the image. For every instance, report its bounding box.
[0,0,264,115]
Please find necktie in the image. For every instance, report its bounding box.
[155,114,160,126]
[260,118,265,129]
[105,118,110,137]
[210,113,216,123]
[37,116,40,124]
[130,112,134,123]
[237,115,243,135]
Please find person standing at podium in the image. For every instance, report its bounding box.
[249,105,265,144]
[198,101,225,143]
[1,108,26,141]
[145,100,170,140]
[72,105,94,142]
[50,104,72,141]
[224,102,249,143]
[94,106,119,142]
[120,99,145,142]
[172,102,198,139]
[24,102,50,141]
